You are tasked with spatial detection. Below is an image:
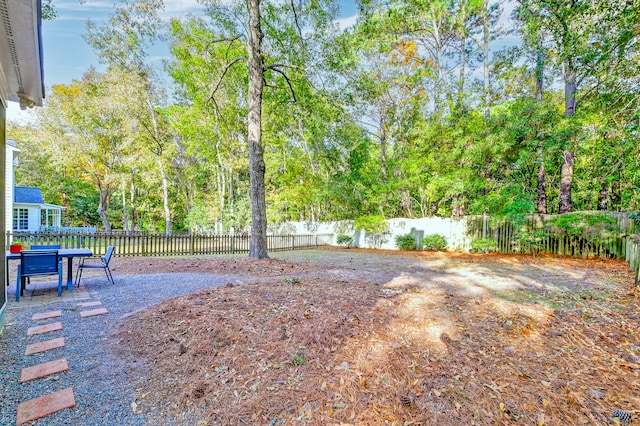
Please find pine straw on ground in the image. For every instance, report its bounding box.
[111,250,640,425]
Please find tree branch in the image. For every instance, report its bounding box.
[209,56,247,103]
[204,36,243,54]
[265,65,297,103]
[290,0,306,49]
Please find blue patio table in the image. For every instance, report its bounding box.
[6,248,93,291]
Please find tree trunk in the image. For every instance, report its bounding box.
[564,63,577,117]
[379,115,387,181]
[537,154,547,214]
[122,186,129,234]
[160,163,171,237]
[97,185,111,234]
[598,177,608,210]
[247,0,269,259]
[129,176,136,233]
[457,33,466,111]
[558,150,574,214]
[535,45,544,101]
[483,0,490,121]
[452,193,464,219]
[559,61,577,214]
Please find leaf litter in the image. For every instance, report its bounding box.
[110,249,640,425]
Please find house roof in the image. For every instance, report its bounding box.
[0,0,44,108]
[15,186,44,204]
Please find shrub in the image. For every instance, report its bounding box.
[395,234,417,250]
[354,215,387,234]
[470,238,497,253]
[355,215,390,248]
[336,234,353,246]
[422,234,447,251]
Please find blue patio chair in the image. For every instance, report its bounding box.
[16,250,63,301]
[31,244,61,249]
[75,246,115,287]
[26,245,61,285]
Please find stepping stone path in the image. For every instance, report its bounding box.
[25,337,65,355]
[20,358,69,383]
[15,300,110,423]
[80,307,108,318]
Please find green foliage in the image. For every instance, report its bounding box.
[470,238,497,253]
[546,213,619,236]
[395,234,417,250]
[354,215,390,248]
[336,234,353,246]
[8,0,640,235]
[422,234,448,251]
[41,0,58,20]
[354,215,387,233]
[284,277,301,285]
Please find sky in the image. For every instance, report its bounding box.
[7,0,359,123]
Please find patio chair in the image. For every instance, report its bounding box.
[31,244,61,249]
[26,245,61,284]
[75,246,115,287]
[16,250,63,301]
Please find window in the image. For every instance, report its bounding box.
[13,208,28,230]
[41,209,60,227]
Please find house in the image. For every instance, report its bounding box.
[5,140,65,233]
[13,186,65,231]
[0,0,45,330]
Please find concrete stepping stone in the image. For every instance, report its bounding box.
[78,301,102,308]
[16,387,76,425]
[26,322,62,337]
[80,307,108,318]
[25,337,65,356]
[32,310,62,321]
[20,358,69,383]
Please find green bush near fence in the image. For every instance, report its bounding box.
[422,234,447,251]
[470,238,497,253]
[546,212,619,236]
[336,234,353,247]
[395,234,417,250]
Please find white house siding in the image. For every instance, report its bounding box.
[5,141,18,233]
[11,204,41,232]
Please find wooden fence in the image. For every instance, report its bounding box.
[463,213,639,284]
[626,236,640,286]
[6,231,332,257]
[464,214,633,258]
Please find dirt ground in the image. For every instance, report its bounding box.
[110,248,640,425]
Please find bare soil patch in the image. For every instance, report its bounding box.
[111,249,640,425]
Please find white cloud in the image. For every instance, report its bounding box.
[163,0,205,15]
[54,0,114,13]
[336,14,357,31]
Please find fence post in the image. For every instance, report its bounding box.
[482,212,487,239]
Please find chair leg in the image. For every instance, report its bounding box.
[58,264,63,297]
[15,269,21,302]
[105,266,115,285]
[75,266,83,288]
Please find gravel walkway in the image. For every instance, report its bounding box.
[0,272,232,426]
